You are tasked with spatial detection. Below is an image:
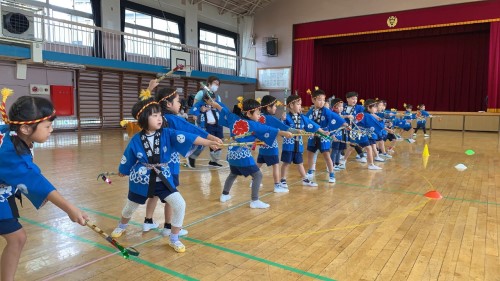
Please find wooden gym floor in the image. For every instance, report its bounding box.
[2,129,499,281]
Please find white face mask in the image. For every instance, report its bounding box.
[210,85,219,92]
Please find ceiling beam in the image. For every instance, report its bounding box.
[198,0,245,16]
[248,0,261,15]
[219,0,229,15]
[198,0,272,17]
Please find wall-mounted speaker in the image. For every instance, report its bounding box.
[264,37,278,57]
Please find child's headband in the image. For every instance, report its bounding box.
[1,88,56,125]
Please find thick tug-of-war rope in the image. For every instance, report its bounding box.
[221,141,264,147]
[85,220,140,259]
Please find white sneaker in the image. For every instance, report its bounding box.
[111,227,126,238]
[142,222,159,232]
[406,139,416,144]
[374,156,385,162]
[305,171,314,180]
[381,153,392,159]
[339,155,345,160]
[168,240,186,253]
[220,194,232,202]
[302,179,318,187]
[333,165,340,171]
[355,154,361,159]
[274,185,289,193]
[280,180,288,188]
[329,177,336,183]
[424,134,430,138]
[337,163,346,169]
[368,164,383,170]
[162,228,188,236]
[356,157,367,163]
[250,200,270,209]
[412,133,417,136]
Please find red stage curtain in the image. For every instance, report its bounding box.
[292,39,314,106]
[313,24,490,111]
[488,21,500,112]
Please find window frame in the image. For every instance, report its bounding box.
[30,0,95,46]
[198,22,239,72]
[122,1,185,57]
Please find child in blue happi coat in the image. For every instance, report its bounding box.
[305,89,346,183]
[211,98,292,208]
[111,96,219,253]
[280,95,329,188]
[414,104,431,138]
[0,89,88,280]
[139,81,224,237]
[256,95,297,193]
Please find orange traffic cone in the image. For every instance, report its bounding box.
[424,190,442,199]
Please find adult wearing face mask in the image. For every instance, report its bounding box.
[189,76,224,168]
[193,76,222,105]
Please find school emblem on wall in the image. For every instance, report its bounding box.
[387,16,398,28]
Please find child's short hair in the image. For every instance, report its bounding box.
[260,95,277,114]
[207,76,220,85]
[312,89,326,99]
[346,91,358,98]
[331,98,344,108]
[242,99,261,119]
[405,104,413,110]
[417,104,425,109]
[364,99,378,110]
[132,98,161,130]
[379,100,387,105]
[156,87,178,114]
[286,95,301,106]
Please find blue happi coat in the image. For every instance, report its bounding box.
[163,114,208,185]
[258,114,290,156]
[354,112,386,141]
[331,111,346,140]
[393,117,412,130]
[342,104,365,123]
[189,98,223,129]
[0,125,55,220]
[306,106,346,150]
[218,107,278,167]
[404,110,416,121]
[416,110,430,125]
[119,128,197,197]
[282,113,320,153]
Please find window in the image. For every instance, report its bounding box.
[124,9,181,57]
[199,28,237,70]
[35,0,94,46]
